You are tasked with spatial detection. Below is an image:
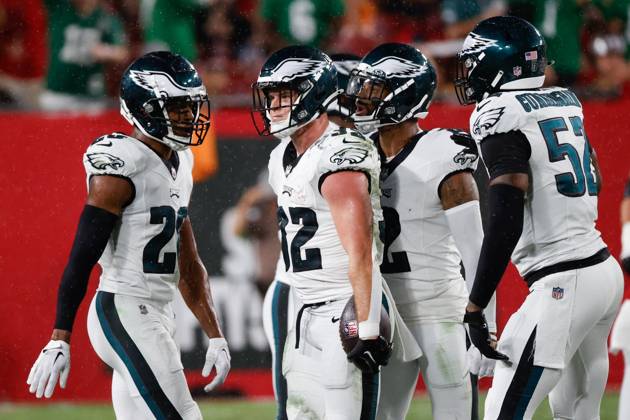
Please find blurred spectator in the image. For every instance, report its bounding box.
[582,0,630,97]
[373,0,444,44]
[141,0,209,61]
[257,0,345,51]
[441,0,506,39]
[41,0,128,112]
[510,0,587,87]
[196,0,254,94]
[0,0,46,110]
[232,171,280,296]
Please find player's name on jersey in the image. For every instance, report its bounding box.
[515,89,581,113]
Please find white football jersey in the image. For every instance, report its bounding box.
[470,87,606,276]
[267,125,383,304]
[83,133,194,302]
[379,129,478,319]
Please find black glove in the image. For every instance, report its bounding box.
[347,337,392,374]
[464,310,511,366]
[622,257,630,276]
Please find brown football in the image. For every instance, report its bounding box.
[338,295,392,354]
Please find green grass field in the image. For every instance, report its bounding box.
[0,393,620,420]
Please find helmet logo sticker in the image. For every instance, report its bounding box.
[472,107,505,136]
[461,32,498,54]
[86,153,125,171]
[330,147,368,165]
[129,70,205,98]
[360,56,428,78]
[258,58,327,83]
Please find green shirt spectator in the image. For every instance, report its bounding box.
[142,0,206,62]
[512,0,584,84]
[45,0,126,98]
[259,0,344,48]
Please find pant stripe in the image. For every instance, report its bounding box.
[498,326,544,419]
[95,292,182,420]
[271,281,290,420]
[360,371,380,420]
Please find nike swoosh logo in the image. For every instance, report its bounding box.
[331,316,340,323]
[97,141,113,147]
[53,352,64,364]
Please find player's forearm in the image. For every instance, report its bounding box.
[179,263,224,339]
[54,205,118,333]
[348,252,374,323]
[469,183,524,308]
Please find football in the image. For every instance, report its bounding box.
[338,295,392,354]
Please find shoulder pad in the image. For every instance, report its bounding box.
[83,133,140,178]
[317,128,379,175]
[423,128,479,173]
[469,93,525,141]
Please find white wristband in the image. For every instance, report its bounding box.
[359,321,380,339]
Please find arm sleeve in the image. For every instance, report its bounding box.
[54,205,118,331]
[445,200,483,295]
[479,130,531,180]
[469,184,524,308]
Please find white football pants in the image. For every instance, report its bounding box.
[262,280,296,420]
[87,291,202,420]
[484,256,623,420]
[377,320,472,420]
[283,298,380,420]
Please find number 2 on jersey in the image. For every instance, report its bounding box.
[539,116,599,197]
[278,207,322,272]
[143,206,188,274]
[380,207,411,273]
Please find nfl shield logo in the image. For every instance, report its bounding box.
[552,287,564,300]
[513,66,522,77]
[344,321,358,338]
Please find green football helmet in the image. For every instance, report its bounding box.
[251,45,339,137]
[346,43,437,134]
[455,16,548,105]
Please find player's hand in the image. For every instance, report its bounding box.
[464,310,511,366]
[202,337,231,392]
[27,340,70,398]
[347,337,392,374]
[467,335,497,377]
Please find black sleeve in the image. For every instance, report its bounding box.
[54,205,118,331]
[625,178,630,198]
[469,184,525,308]
[480,130,531,180]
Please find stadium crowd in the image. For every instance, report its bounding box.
[1,0,629,111]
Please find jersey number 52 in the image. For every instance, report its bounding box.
[539,116,599,197]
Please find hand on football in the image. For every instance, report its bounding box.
[464,310,511,366]
[27,340,70,398]
[347,337,392,374]
[202,337,231,392]
[467,335,497,377]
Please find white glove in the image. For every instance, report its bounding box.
[467,345,496,377]
[27,340,71,398]
[202,337,231,392]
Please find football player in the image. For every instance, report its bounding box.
[348,42,495,420]
[456,16,623,419]
[259,51,362,420]
[26,52,230,419]
[610,174,630,419]
[252,45,419,420]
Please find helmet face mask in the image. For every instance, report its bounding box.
[251,46,339,138]
[120,51,211,151]
[328,53,361,119]
[347,43,437,135]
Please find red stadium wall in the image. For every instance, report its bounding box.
[1,99,629,402]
